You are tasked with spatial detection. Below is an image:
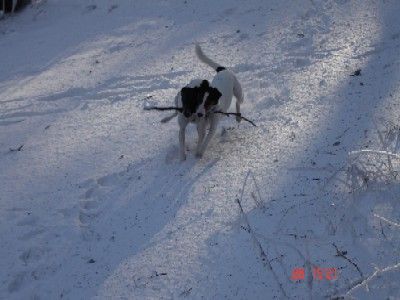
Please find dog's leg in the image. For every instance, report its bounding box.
[235,101,241,123]
[179,127,187,161]
[178,116,188,161]
[196,119,206,157]
[233,75,244,123]
[196,115,219,157]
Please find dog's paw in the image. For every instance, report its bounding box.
[235,114,242,123]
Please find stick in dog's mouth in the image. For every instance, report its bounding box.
[213,111,257,127]
[144,105,257,127]
[144,106,183,112]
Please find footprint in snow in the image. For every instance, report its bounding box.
[77,161,148,241]
[8,272,26,293]
[18,228,45,241]
[19,246,48,265]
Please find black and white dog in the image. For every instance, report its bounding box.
[161,78,221,161]
[195,44,244,157]
[163,44,244,161]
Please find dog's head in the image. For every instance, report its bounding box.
[180,80,222,119]
[180,80,211,118]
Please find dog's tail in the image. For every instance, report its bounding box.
[195,44,226,72]
[160,111,178,123]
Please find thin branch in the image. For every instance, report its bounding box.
[344,262,400,296]
[241,170,266,212]
[236,197,288,298]
[214,111,257,127]
[373,119,388,149]
[373,213,400,228]
[144,106,257,126]
[379,220,387,239]
[9,144,24,152]
[395,128,400,152]
[144,106,183,112]
[332,243,363,278]
[249,171,266,212]
[348,149,400,159]
[327,277,364,299]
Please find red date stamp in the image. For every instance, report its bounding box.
[290,267,337,281]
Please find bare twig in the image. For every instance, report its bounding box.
[332,243,363,278]
[379,220,387,239]
[236,197,288,298]
[373,213,400,228]
[249,171,265,211]
[9,144,24,152]
[348,149,400,159]
[373,119,387,149]
[335,127,351,140]
[149,271,167,279]
[395,127,400,152]
[144,106,257,126]
[344,262,400,297]
[214,111,257,127]
[327,277,364,299]
[240,170,266,212]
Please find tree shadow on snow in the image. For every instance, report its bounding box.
[191,2,400,299]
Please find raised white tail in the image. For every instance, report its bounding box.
[195,44,223,71]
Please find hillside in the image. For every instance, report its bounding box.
[1,0,400,299]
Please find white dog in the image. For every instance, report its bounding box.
[162,44,244,161]
[194,44,244,158]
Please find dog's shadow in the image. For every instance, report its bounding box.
[164,123,241,163]
[75,145,219,291]
[164,144,181,164]
[163,126,202,163]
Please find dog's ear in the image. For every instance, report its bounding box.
[205,87,222,109]
[201,80,209,88]
[181,87,190,96]
[180,87,198,116]
[181,87,195,101]
[213,88,222,101]
[209,87,222,104]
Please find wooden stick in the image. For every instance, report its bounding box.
[144,106,183,112]
[144,106,257,127]
[214,111,257,127]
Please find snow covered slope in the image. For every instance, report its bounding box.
[1,0,400,299]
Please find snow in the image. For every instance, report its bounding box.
[1,0,400,299]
